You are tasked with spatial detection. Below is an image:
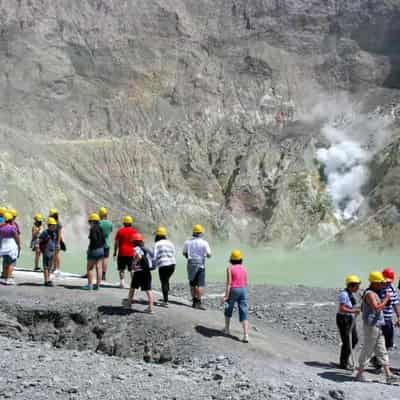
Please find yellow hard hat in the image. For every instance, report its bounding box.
[9,209,17,218]
[230,249,242,261]
[193,224,204,234]
[3,212,13,222]
[156,226,167,236]
[123,215,133,225]
[34,213,44,222]
[345,275,361,286]
[88,213,100,222]
[49,208,58,216]
[368,271,386,283]
[99,207,108,217]
[0,207,7,216]
[47,217,57,226]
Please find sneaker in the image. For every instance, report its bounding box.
[93,284,99,291]
[144,307,155,314]
[159,302,169,308]
[5,278,16,286]
[222,328,230,335]
[242,335,249,343]
[82,284,93,290]
[119,281,125,289]
[46,281,55,287]
[386,375,400,385]
[196,302,206,311]
[33,267,41,272]
[54,270,61,278]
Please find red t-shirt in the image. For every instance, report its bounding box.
[115,226,138,257]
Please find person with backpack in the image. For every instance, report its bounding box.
[49,208,64,276]
[98,207,113,282]
[83,213,105,290]
[153,226,176,307]
[127,233,154,314]
[113,216,138,288]
[222,250,249,343]
[336,275,361,370]
[183,224,211,310]
[355,271,399,384]
[0,212,21,285]
[39,217,58,287]
[31,213,44,272]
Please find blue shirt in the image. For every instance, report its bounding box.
[337,289,354,315]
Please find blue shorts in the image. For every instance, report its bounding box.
[87,247,104,261]
[189,268,205,287]
[224,287,249,322]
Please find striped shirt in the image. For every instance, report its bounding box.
[153,239,176,268]
[381,284,400,321]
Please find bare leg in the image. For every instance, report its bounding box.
[119,270,125,287]
[54,249,60,271]
[43,269,50,283]
[146,290,154,311]
[34,249,41,269]
[87,260,95,286]
[102,257,109,281]
[242,320,249,339]
[95,260,103,287]
[4,264,13,280]
[127,288,135,307]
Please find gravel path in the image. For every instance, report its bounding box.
[0,272,399,400]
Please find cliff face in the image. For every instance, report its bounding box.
[1,0,399,244]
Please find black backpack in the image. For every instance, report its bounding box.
[138,247,155,270]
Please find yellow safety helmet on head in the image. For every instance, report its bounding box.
[156,226,167,237]
[345,275,361,286]
[10,209,17,218]
[47,217,57,226]
[230,249,242,261]
[99,207,108,217]
[34,213,44,222]
[4,212,13,222]
[193,224,204,234]
[88,213,100,222]
[0,207,7,216]
[123,215,133,225]
[49,208,58,216]
[368,271,386,283]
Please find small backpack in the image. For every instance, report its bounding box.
[139,247,155,270]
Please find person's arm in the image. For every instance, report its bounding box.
[224,268,232,301]
[182,242,188,258]
[14,231,21,256]
[206,242,211,258]
[339,304,360,315]
[113,231,119,258]
[366,291,390,312]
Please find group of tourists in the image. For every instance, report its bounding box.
[0,206,250,341]
[337,268,400,384]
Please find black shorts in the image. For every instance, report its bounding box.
[131,269,152,291]
[103,247,110,258]
[117,256,133,271]
[42,254,54,271]
[190,268,205,287]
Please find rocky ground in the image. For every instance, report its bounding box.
[0,271,400,399]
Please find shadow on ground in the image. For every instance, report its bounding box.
[195,325,240,341]
[98,305,143,315]
[318,371,355,383]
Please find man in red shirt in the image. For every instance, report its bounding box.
[113,216,138,288]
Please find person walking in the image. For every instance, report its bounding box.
[153,226,176,307]
[355,271,399,384]
[49,208,64,276]
[113,216,137,288]
[0,212,21,285]
[127,233,154,313]
[39,217,58,287]
[183,224,211,310]
[31,213,44,272]
[381,268,400,350]
[83,213,105,290]
[98,207,113,283]
[336,275,361,370]
[222,250,249,343]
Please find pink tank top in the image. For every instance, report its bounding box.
[229,264,247,288]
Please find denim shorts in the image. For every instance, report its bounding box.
[2,255,16,268]
[87,247,104,261]
[224,287,248,322]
